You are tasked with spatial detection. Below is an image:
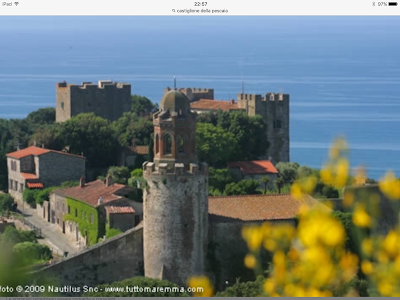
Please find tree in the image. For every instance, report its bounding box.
[260,176,271,194]
[275,176,285,194]
[29,124,62,150]
[13,242,52,266]
[0,194,13,212]
[112,112,153,147]
[26,108,55,127]
[57,113,119,168]
[131,168,143,178]
[83,277,189,297]
[276,162,300,185]
[130,95,158,116]
[216,276,264,297]
[208,167,237,192]
[35,187,56,205]
[107,166,131,184]
[224,179,261,196]
[196,123,238,167]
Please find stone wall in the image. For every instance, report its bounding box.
[36,225,144,295]
[164,87,214,102]
[6,157,25,203]
[38,152,85,188]
[56,81,131,123]
[143,162,209,286]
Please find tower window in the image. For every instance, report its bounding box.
[155,134,159,154]
[178,135,184,153]
[164,134,172,154]
[61,102,64,110]
[273,120,282,129]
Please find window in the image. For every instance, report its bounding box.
[14,181,17,191]
[164,134,172,154]
[90,214,94,224]
[68,206,71,214]
[75,208,78,217]
[178,135,184,153]
[11,160,17,172]
[273,120,282,129]
[155,134,159,154]
[61,101,64,110]
[19,183,23,193]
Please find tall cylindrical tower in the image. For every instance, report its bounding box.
[143,90,208,286]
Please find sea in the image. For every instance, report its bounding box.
[0,16,399,180]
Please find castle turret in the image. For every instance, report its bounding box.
[143,90,209,286]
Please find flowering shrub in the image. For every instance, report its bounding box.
[188,136,400,296]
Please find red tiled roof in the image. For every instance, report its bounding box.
[208,194,327,221]
[105,206,135,214]
[53,180,126,207]
[190,99,245,112]
[228,160,278,175]
[21,172,39,179]
[131,145,149,155]
[6,146,85,160]
[27,182,44,189]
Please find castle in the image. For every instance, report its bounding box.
[55,80,131,122]
[166,87,290,163]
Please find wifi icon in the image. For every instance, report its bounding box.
[14,2,19,5]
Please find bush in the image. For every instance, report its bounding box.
[0,193,13,212]
[0,227,37,247]
[105,228,122,239]
[13,242,52,266]
[224,179,261,196]
[83,276,189,297]
[35,187,55,205]
[23,189,39,207]
[216,276,264,297]
[131,168,143,178]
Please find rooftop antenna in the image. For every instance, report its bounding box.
[242,80,244,94]
[174,76,177,89]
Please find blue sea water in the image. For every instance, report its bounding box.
[0,16,399,180]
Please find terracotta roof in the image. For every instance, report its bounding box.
[21,172,39,179]
[130,145,149,155]
[190,99,244,112]
[208,194,327,222]
[105,206,135,214]
[27,182,44,189]
[53,180,126,207]
[6,146,85,160]
[228,160,278,175]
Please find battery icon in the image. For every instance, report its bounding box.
[389,2,398,5]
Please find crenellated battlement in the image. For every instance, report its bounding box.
[57,81,131,91]
[143,161,208,176]
[263,92,288,101]
[164,87,214,101]
[237,93,262,101]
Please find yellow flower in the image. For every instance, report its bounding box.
[383,230,400,258]
[263,278,276,294]
[378,281,394,296]
[361,260,373,274]
[362,238,373,256]
[242,226,263,251]
[379,171,400,200]
[320,164,334,186]
[291,182,303,200]
[187,276,213,297]
[244,254,257,269]
[335,158,349,188]
[353,204,371,228]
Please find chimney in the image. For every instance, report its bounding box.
[79,177,85,188]
[106,174,114,187]
[98,196,103,206]
[34,140,37,147]
[231,99,235,104]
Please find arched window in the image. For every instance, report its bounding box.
[178,135,184,153]
[164,134,172,154]
[155,134,159,154]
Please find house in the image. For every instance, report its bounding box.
[118,145,149,167]
[49,175,142,247]
[228,160,279,189]
[6,146,86,204]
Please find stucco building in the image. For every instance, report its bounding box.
[56,80,131,122]
[49,176,142,247]
[6,146,86,204]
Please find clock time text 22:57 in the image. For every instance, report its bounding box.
[194,2,207,6]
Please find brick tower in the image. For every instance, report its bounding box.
[142,90,209,286]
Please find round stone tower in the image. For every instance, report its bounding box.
[143,90,209,286]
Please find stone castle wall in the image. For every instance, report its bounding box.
[143,162,209,286]
[164,87,214,102]
[36,226,144,296]
[56,81,131,122]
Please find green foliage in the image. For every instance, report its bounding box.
[35,187,56,205]
[112,112,153,147]
[131,168,143,178]
[60,181,79,188]
[0,226,37,247]
[196,123,237,167]
[274,176,285,194]
[276,162,300,185]
[332,211,359,255]
[208,167,237,193]
[26,108,55,126]
[23,188,39,206]
[331,276,369,297]
[64,197,102,246]
[105,228,122,239]
[13,242,52,266]
[130,95,158,116]
[224,179,261,196]
[260,176,271,194]
[215,276,265,297]
[162,178,167,185]
[83,276,188,297]
[57,113,119,168]
[107,166,131,184]
[0,193,13,212]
